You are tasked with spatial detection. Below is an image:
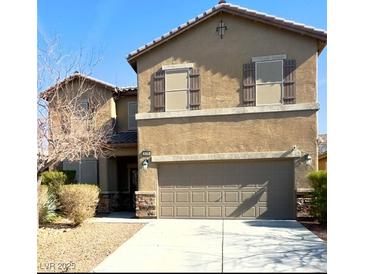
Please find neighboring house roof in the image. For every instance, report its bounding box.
[41,72,137,100]
[114,86,138,100]
[318,134,327,157]
[109,131,137,145]
[126,1,327,70]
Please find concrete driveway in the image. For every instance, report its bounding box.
[93,220,326,273]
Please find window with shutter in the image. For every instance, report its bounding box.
[243,57,296,106]
[154,64,200,112]
[153,70,165,112]
[283,59,296,104]
[256,60,283,105]
[189,68,200,110]
[243,63,256,106]
[165,70,189,111]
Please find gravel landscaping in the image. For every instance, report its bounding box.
[38,222,144,272]
[300,220,327,241]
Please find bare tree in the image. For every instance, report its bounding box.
[37,37,115,174]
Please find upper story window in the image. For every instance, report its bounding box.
[80,98,89,112]
[153,64,200,112]
[255,60,283,105]
[78,98,90,117]
[128,101,137,130]
[165,69,189,111]
[243,55,296,107]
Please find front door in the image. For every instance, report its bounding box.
[129,168,138,211]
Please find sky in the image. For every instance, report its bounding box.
[38,0,327,133]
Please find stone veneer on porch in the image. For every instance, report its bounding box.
[135,191,157,218]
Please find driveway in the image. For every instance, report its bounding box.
[93,220,326,273]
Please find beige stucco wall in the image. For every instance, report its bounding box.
[138,111,318,191]
[98,157,118,192]
[136,13,318,113]
[116,96,137,132]
[135,12,320,193]
[49,80,116,138]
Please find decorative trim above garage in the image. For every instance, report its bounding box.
[152,149,301,163]
[136,103,319,121]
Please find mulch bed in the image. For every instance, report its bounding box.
[298,217,327,241]
[38,222,144,273]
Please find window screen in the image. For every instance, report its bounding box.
[256,60,283,105]
[128,102,137,130]
[165,70,188,111]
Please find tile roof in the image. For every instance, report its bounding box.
[127,2,327,67]
[109,131,137,145]
[114,86,137,100]
[41,72,137,100]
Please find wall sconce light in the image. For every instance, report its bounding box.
[142,159,149,170]
[304,154,312,166]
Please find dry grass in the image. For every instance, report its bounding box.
[37,222,144,272]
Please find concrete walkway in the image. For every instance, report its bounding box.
[90,212,154,224]
[93,220,326,273]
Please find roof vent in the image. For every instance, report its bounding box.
[218,0,226,4]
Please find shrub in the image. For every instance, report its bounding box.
[62,170,77,184]
[307,170,327,223]
[38,185,57,224]
[41,171,67,195]
[58,184,100,225]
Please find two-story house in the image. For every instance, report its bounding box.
[42,73,139,212]
[44,1,326,220]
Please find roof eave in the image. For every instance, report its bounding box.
[126,4,327,67]
[40,74,119,101]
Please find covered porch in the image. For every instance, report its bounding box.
[98,131,138,213]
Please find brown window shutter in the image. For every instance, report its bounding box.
[283,59,296,104]
[153,69,165,112]
[189,68,200,110]
[243,63,256,106]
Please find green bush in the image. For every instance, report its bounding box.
[38,185,57,224]
[41,171,67,195]
[58,184,100,225]
[62,170,77,184]
[307,170,327,223]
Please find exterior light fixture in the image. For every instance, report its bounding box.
[216,20,227,39]
[304,154,312,166]
[142,159,149,170]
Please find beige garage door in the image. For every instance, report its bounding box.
[158,159,295,219]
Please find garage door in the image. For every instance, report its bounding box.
[158,159,295,219]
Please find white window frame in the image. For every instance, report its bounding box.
[255,59,284,106]
[164,68,190,112]
[128,101,137,130]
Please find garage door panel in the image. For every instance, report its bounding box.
[192,192,206,202]
[176,206,190,217]
[208,191,222,202]
[175,192,189,202]
[207,206,222,217]
[242,206,256,218]
[225,206,241,217]
[224,192,239,202]
[158,160,294,219]
[161,192,174,202]
[241,191,256,201]
[160,206,174,217]
[192,206,206,217]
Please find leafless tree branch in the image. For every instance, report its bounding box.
[37,38,114,174]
